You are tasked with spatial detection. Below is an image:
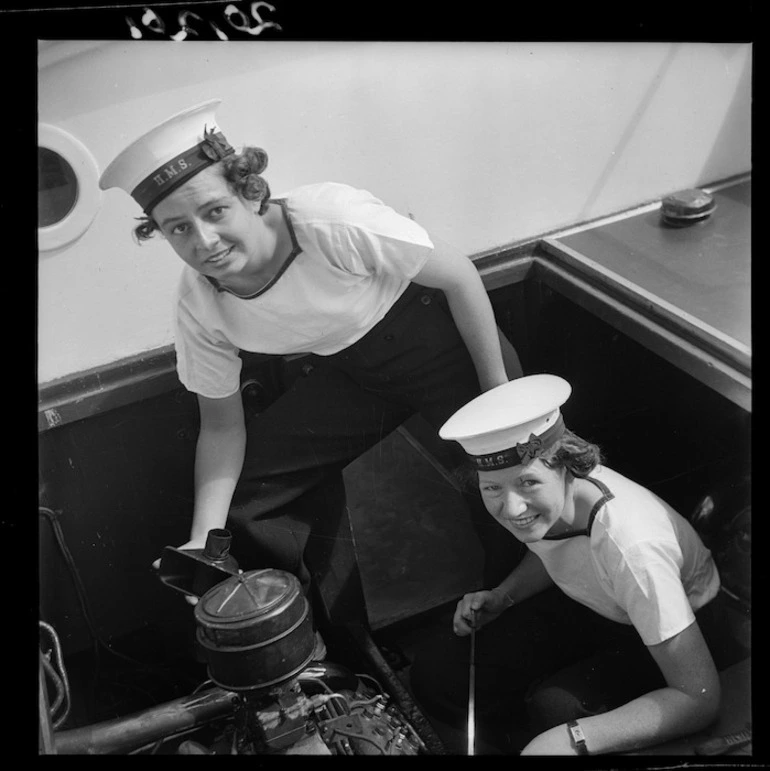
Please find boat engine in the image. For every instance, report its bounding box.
[188,567,425,756]
[49,566,427,755]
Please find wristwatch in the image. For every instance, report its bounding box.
[567,720,589,755]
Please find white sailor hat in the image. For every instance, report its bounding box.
[440,374,572,470]
[99,99,234,214]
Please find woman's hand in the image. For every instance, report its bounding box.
[151,537,207,571]
[164,392,245,607]
[152,538,208,605]
[452,588,511,636]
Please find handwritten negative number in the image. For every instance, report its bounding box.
[125,2,281,40]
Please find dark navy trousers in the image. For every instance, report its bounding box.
[226,283,522,603]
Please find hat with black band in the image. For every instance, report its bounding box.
[99,99,234,214]
[439,374,572,470]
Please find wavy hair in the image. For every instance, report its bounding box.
[132,146,272,243]
[539,428,604,478]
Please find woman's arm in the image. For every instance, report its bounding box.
[455,551,554,635]
[187,391,247,545]
[412,241,513,391]
[521,619,721,755]
[493,549,554,607]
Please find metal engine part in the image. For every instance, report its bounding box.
[194,568,316,692]
[51,563,430,756]
[188,663,425,756]
[53,658,427,756]
[315,688,424,756]
[188,567,425,754]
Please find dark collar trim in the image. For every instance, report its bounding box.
[205,198,302,299]
[542,475,614,540]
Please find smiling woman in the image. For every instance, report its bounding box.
[149,165,286,298]
[409,374,746,755]
[97,97,523,641]
[480,465,571,541]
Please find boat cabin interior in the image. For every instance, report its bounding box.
[39,178,751,756]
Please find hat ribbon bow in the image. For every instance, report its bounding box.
[201,126,232,161]
[515,434,544,463]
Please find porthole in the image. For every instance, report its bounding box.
[38,147,79,227]
[38,124,102,251]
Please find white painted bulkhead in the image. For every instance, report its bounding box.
[37,41,751,384]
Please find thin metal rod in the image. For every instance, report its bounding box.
[467,610,476,756]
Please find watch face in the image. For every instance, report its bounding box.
[568,722,588,754]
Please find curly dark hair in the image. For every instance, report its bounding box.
[452,428,604,492]
[539,428,604,478]
[132,146,272,243]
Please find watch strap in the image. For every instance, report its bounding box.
[567,720,589,755]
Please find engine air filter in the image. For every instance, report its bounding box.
[194,569,315,691]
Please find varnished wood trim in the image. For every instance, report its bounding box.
[534,256,751,413]
[538,238,751,374]
[474,245,538,290]
[38,346,180,433]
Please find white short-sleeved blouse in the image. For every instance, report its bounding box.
[527,465,720,646]
[173,182,434,398]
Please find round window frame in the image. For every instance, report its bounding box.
[38,124,102,251]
